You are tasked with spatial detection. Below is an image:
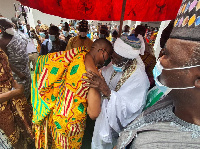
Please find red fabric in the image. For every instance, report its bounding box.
[17,0,182,21]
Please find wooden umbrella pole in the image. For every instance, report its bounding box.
[118,0,127,37]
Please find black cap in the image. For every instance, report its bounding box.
[170,0,200,41]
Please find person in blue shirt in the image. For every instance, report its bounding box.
[40,25,67,55]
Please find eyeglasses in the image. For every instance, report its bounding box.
[99,48,111,66]
[99,48,111,60]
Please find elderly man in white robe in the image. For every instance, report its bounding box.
[82,32,150,148]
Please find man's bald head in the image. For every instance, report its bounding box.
[166,39,200,67]
[159,38,200,92]
[91,38,113,55]
[188,42,200,66]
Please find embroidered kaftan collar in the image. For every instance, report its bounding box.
[110,59,137,92]
[117,102,200,148]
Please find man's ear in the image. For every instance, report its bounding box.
[195,78,200,88]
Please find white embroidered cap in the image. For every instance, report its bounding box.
[114,35,145,59]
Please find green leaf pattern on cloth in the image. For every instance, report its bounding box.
[50,67,59,75]
[70,65,79,75]
[54,121,61,129]
[78,103,84,113]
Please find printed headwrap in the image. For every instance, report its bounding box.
[40,24,49,31]
[170,0,200,41]
[0,17,15,37]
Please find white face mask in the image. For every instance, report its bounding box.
[111,37,116,42]
[153,59,200,95]
[112,64,124,72]
[39,32,46,38]
[49,34,56,41]
[5,28,15,35]
[0,28,15,39]
[62,30,69,37]
[112,59,129,72]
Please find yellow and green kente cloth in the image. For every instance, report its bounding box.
[32,47,90,148]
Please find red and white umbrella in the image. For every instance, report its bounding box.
[17,0,182,34]
[17,0,181,21]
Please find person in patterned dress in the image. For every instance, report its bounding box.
[0,48,34,148]
[0,17,31,102]
[32,38,113,148]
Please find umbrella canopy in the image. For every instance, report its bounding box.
[17,0,182,21]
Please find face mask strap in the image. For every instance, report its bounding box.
[170,86,195,90]
[157,58,200,70]
[155,76,195,91]
[154,59,196,94]
[164,65,200,70]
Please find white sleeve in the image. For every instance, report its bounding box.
[106,66,150,133]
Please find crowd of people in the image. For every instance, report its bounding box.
[0,0,199,148]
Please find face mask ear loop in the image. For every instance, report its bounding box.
[164,65,200,71]
[154,59,196,91]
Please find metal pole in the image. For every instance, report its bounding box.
[118,0,127,37]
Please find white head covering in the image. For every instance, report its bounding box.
[0,17,15,36]
[114,34,145,59]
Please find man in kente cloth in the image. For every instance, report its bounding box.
[32,38,113,148]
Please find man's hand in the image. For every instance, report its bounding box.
[13,80,23,89]
[81,70,111,97]
[12,80,24,95]
[0,80,24,104]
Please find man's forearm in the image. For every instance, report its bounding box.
[0,89,21,104]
